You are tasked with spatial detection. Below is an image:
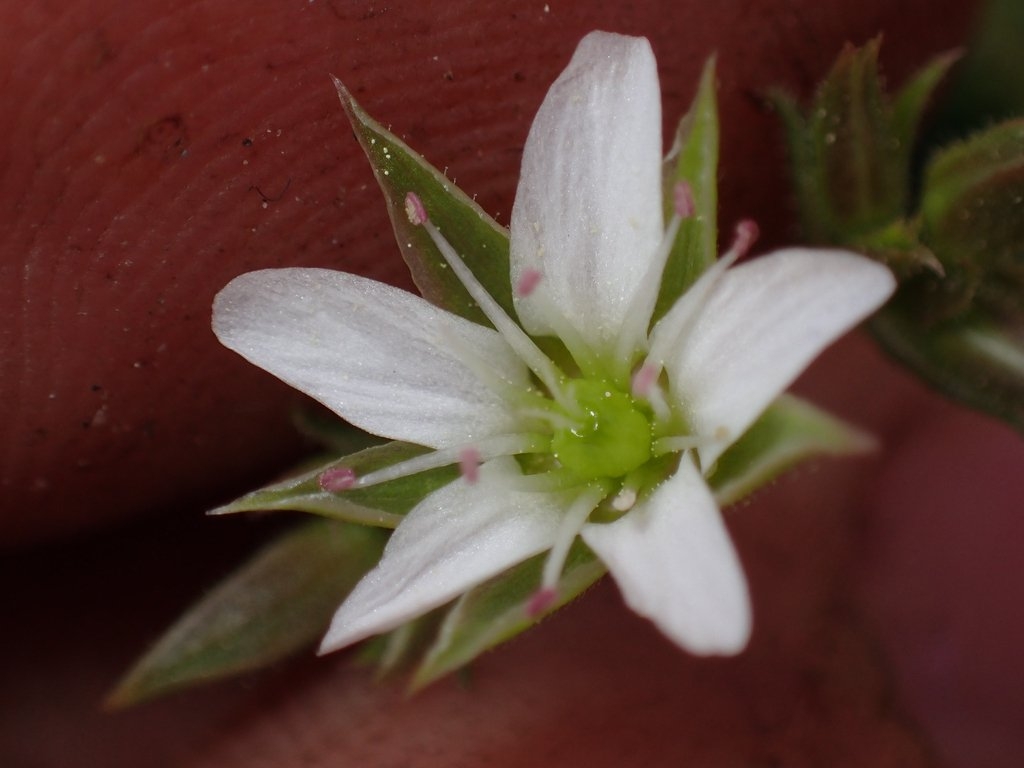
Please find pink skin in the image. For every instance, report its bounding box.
[5,2,1018,767]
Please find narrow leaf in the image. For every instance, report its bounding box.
[654,57,719,321]
[334,79,514,327]
[108,520,386,707]
[210,441,458,529]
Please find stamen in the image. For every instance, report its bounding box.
[319,466,357,492]
[405,193,570,407]
[674,180,696,219]
[404,192,428,226]
[354,433,547,489]
[613,181,693,377]
[517,406,577,431]
[459,447,482,484]
[643,241,744,371]
[630,363,660,397]
[514,268,542,298]
[611,485,637,512]
[538,483,607,592]
[526,587,557,618]
[652,434,719,456]
[724,218,759,261]
[630,362,670,422]
[521,296,603,378]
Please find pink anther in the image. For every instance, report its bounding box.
[526,587,557,617]
[404,191,429,226]
[319,466,357,492]
[515,268,542,298]
[631,363,660,398]
[731,219,760,258]
[673,181,696,219]
[459,447,482,484]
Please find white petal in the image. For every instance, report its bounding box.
[581,457,751,655]
[658,249,895,467]
[319,458,564,652]
[510,31,663,353]
[213,268,529,449]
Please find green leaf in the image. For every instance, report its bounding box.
[708,394,876,505]
[412,540,605,690]
[108,520,386,707]
[334,79,514,328]
[210,441,458,528]
[654,56,719,322]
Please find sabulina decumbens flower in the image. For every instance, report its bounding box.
[212,31,895,658]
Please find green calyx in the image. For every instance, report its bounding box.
[550,379,653,480]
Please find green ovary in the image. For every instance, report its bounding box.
[551,379,653,480]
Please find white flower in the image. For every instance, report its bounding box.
[212,32,895,657]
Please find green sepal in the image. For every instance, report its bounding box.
[654,56,719,322]
[847,218,943,279]
[210,441,458,529]
[333,78,514,328]
[411,540,605,690]
[891,49,962,159]
[366,608,449,679]
[107,520,386,708]
[708,394,876,505]
[290,403,385,455]
[772,40,955,255]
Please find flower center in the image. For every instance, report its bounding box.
[551,380,652,480]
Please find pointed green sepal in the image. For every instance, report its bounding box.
[107,520,386,708]
[654,56,719,322]
[334,78,514,328]
[891,49,961,158]
[411,540,605,690]
[772,40,955,255]
[210,441,458,528]
[708,394,876,506]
